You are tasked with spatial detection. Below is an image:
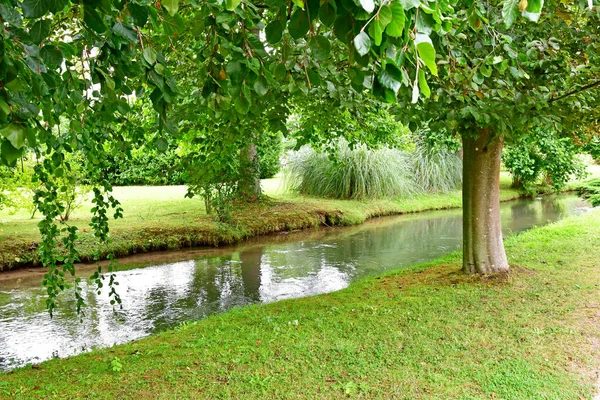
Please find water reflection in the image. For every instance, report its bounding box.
[0,194,591,369]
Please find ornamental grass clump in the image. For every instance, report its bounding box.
[284,142,418,199]
[411,146,462,193]
[285,142,463,200]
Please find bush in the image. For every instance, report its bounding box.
[503,130,587,193]
[257,132,283,179]
[87,149,186,186]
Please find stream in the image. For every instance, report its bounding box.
[0,194,592,370]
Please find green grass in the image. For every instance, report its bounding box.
[2,209,600,399]
[0,167,598,272]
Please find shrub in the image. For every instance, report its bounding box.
[503,130,587,193]
[258,132,283,179]
[86,149,186,186]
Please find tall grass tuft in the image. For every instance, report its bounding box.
[285,142,418,199]
[411,146,462,193]
[285,142,462,199]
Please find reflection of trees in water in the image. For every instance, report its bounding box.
[503,197,567,235]
[239,248,263,302]
[262,214,463,281]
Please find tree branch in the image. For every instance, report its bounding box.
[549,79,600,104]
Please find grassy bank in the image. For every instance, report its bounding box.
[2,210,599,398]
[0,169,597,272]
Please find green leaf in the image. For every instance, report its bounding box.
[128,3,149,27]
[502,0,520,28]
[334,15,353,43]
[155,137,169,152]
[307,69,321,86]
[162,0,179,15]
[0,99,10,117]
[0,123,27,149]
[30,20,51,44]
[254,76,269,96]
[353,31,371,57]
[143,48,158,65]
[378,66,401,93]
[84,6,107,33]
[113,23,138,43]
[386,1,405,37]
[415,33,437,76]
[319,1,337,27]
[399,0,420,10]
[418,69,430,98]
[522,0,544,22]
[40,45,63,66]
[21,0,48,19]
[234,96,250,114]
[309,35,331,60]
[359,0,375,13]
[1,141,23,166]
[0,4,23,27]
[289,9,310,39]
[377,5,393,28]
[368,20,383,46]
[225,0,242,11]
[265,20,284,44]
[48,0,68,13]
[480,64,492,78]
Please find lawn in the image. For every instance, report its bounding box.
[0,168,597,271]
[2,209,599,399]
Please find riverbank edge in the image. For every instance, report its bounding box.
[2,210,599,399]
[0,186,568,272]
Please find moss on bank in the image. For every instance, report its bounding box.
[2,210,599,398]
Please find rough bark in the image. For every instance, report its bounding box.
[238,142,261,201]
[462,130,509,274]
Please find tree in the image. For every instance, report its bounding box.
[393,1,599,273]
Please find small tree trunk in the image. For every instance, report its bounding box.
[238,142,261,202]
[462,130,509,274]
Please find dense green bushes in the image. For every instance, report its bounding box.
[92,150,186,186]
[502,130,587,193]
[284,141,462,199]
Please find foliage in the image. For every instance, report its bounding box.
[285,142,418,199]
[90,149,186,186]
[577,179,600,207]
[257,132,283,179]
[289,95,411,152]
[503,129,588,193]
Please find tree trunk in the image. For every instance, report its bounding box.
[462,130,509,274]
[238,142,261,202]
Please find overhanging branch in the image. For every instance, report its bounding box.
[549,79,600,104]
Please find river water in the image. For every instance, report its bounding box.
[0,194,591,369]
